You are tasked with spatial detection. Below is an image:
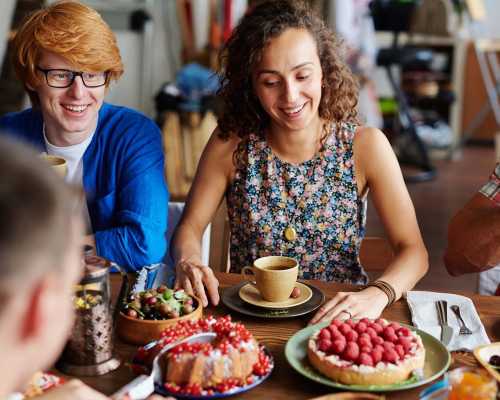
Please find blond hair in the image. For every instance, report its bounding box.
[12,0,124,106]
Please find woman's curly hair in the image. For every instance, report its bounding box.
[217,0,359,140]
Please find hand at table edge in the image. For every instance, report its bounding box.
[309,287,389,325]
[174,259,220,307]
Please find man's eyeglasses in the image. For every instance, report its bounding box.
[36,67,108,88]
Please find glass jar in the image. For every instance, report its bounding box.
[57,254,120,376]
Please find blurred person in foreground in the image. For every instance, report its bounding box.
[0,136,170,400]
[0,135,100,399]
[0,0,169,271]
[444,163,500,295]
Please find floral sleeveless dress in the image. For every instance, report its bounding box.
[226,124,368,284]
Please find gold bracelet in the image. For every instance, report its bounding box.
[378,280,397,305]
[364,280,396,306]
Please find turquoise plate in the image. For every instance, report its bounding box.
[285,321,451,392]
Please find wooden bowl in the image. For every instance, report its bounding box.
[116,295,203,345]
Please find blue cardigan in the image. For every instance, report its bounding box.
[0,103,169,270]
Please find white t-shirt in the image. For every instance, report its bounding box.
[44,127,95,232]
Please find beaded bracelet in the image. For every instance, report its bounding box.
[364,280,397,306]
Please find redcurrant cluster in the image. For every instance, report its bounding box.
[164,377,243,395]
[252,349,272,376]
[165,382,205,396]
[214,377,243,393]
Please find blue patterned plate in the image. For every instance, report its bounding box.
[155,347,274,399]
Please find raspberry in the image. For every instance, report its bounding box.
[383,348,398,363]
[395,344,405,359]
[386,333,399,343]
[331,319,343,327]
[358,336,371,348]
[360,345,373,354]
[360,318,371,325]
[375,318,385,326]
[389,322,401,331]
[383,326,395,339]
[397,327,411,337]
[365,327,378,340]
[398,337,412,353]
[372,336,384,346]
[339,324,352,335]
[371,348,383,364]
[318,339,332,352]
[331,339,347,354]
[355,322,368,334]
[346,319,356,328]
[383,341,395,350]
[342,342,360,362]
[328,325,340,335]
[345,330,359,342]
[358,352,374,366]
[373,344,384,354]
[319,328,331,341]
[370,322,383,334]
[331,331,346,342]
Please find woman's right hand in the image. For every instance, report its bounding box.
[174,260,220,307]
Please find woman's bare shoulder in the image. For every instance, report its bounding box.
[352,126,399,189]
[205,127,242,156]
[353,126,394,163]
[199,127,243,183]
[353,126,388,147]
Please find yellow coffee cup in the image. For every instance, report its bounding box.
[41,154,67,178]
[241,256,298,302]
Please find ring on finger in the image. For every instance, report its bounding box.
[341,310,352,319]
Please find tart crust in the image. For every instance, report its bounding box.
[307,324,425,386]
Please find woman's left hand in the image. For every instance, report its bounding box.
[309,287,389,325]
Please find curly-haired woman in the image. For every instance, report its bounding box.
[172,0,428,322]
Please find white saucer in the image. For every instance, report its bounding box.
[238,282,313,309]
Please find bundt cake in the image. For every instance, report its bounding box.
[135,315,272,396]
[307,318,425,386]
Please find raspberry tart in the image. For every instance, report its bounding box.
[134,315,272,396]
[307,318,425,386]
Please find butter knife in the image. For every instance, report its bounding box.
[441,324,454,346]
[436,300,454,346]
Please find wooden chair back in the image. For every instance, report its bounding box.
[209,199,231,272]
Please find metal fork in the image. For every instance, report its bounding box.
[451,305,473,335]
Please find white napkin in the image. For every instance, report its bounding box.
[406,291,490,351]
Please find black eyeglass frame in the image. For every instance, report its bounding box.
[36,67,109,88]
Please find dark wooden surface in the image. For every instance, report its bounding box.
[65,272,500,400]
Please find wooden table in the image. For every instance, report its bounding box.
[73,272,500,399]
